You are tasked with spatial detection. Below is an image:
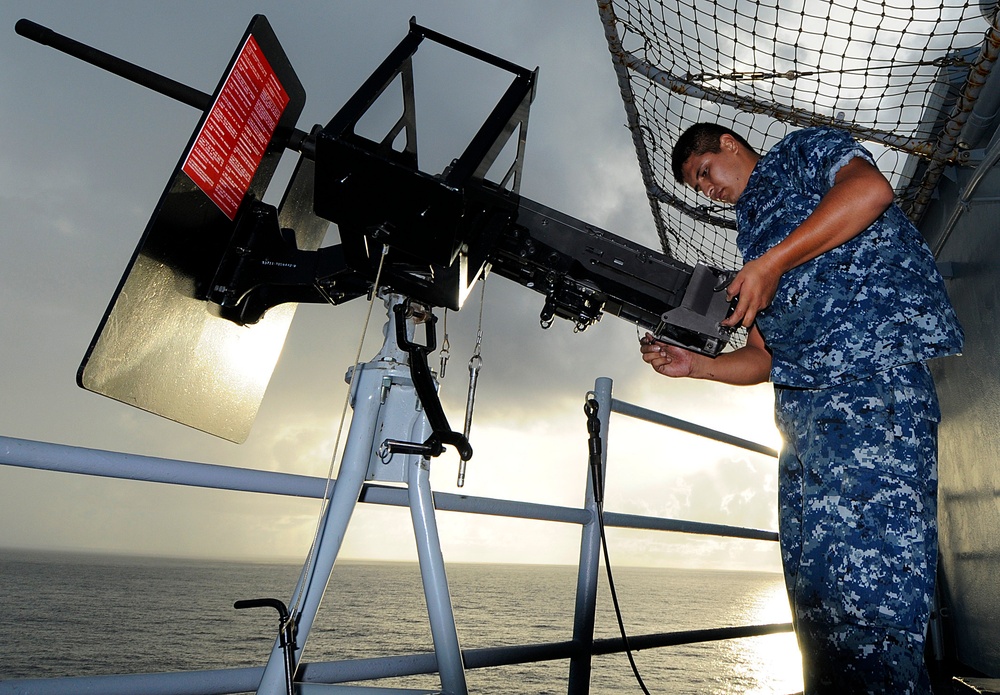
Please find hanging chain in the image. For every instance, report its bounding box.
[584,396,604,506]
[457,279,487,487]
[439,309,451,378]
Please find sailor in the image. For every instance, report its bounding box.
[640,123,964,694]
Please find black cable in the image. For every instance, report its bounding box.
[585,399,653,695]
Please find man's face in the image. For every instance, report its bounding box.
[680,135,749,205]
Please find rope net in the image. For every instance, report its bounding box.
[598,0,997,273]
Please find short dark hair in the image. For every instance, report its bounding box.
[671,123,756,184]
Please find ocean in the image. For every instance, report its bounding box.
[0,551,802,694]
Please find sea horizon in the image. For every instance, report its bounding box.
[0,545,787,573]
[0,549,801,693]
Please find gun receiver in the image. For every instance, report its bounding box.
[492,197,734,357]
[203,190,735,356]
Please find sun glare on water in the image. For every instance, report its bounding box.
[725,579,803,695]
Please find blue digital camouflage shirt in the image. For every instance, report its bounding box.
[735,126,964,388]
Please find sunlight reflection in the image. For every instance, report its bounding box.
[726,578,803,695]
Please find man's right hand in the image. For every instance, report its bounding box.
[640,333,697,378]
[639,326,772,386]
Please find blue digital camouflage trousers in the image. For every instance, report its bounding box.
[775,362,939,694]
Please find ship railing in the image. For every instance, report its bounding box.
[0,376,789,695]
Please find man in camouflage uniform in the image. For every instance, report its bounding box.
[640,124,963,693]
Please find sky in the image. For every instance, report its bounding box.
[0,1,781,571]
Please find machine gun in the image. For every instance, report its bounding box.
[16,15,735,444]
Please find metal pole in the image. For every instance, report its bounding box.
[567,377,612,694]
[409,454,469,695]
[13,18,311,151]
[610,398,778,458]
[14,18,212,110]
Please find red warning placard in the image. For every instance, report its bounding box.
[182,35,290,220]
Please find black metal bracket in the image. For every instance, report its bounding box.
[388,302,473,460]
[313,18,536,311]
[202,200,369,324]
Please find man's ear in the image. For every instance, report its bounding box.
[719,133,738,153]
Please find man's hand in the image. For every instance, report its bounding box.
[639,327,772,386]
[721,255,783,329]
[640,334,697,378]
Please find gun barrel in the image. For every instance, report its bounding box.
[15,18,212,110]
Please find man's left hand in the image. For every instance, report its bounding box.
[721,255,782,328]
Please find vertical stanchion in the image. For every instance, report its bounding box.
[567,377,612,694]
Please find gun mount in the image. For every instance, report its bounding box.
[17,14,735,442]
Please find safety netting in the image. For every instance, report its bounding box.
[597,0,999,272]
